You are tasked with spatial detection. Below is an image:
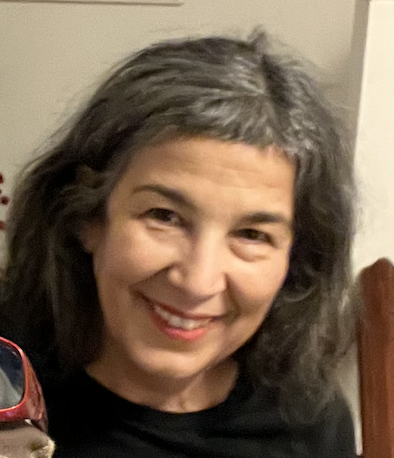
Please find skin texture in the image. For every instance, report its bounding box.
[84,137,295,413]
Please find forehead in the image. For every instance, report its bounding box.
[113,137,295,218]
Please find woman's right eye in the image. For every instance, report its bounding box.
[143,208,182,226]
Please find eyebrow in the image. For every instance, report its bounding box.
[132,183,292,232]
[132,184,198,211]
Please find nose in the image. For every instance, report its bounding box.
[167,233,228,300]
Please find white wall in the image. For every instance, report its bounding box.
[352,0,394,270]
[345,1,394,453]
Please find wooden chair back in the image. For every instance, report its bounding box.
[358,258,394,458]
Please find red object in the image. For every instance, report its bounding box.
[0,174,3,184]
[0,336,48,432]
[0,221,5,231]
[0,196,9,205]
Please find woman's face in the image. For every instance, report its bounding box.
[83,137,294,383]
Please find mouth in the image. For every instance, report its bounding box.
[152,303,213,330]
[140,294,221,340]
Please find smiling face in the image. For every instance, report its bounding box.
[83,137,294,403]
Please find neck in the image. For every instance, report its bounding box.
[86,356,238,413]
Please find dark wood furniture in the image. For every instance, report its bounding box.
[358,258,394,458]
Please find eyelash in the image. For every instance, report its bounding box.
[235,228,274,245]
[144,208,182,226]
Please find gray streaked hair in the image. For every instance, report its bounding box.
[0,31,356,418]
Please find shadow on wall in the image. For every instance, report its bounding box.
[0,172,10,272]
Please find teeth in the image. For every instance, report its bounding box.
[153,305,210,330]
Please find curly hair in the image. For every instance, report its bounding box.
[0,31,356,418]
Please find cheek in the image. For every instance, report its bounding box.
[221,305,270,360]
[226,257,290,345]
[239,256,290,308]
[94,222,178,284]
[228,262,289,350]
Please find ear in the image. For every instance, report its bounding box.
[79,221,104,254]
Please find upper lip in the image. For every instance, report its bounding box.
[141,294,223,320]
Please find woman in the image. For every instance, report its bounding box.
[0,32,357,457]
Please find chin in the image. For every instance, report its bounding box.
[138,353,210,381]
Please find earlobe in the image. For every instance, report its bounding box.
[79,222,103,254]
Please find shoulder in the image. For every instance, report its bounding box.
[295,395,357,458]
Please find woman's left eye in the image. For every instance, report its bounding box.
[144,208,181,226]
[235,228,274,245]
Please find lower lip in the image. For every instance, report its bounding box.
[146,301,211,342]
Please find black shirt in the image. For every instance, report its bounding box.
[45,371,356,458]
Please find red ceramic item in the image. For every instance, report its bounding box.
[0,336,48,432]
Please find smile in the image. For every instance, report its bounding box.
[140,295,221,341]
[152,304,212,331]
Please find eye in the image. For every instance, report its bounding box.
[235,228,274,245]
[144,208,182,226]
